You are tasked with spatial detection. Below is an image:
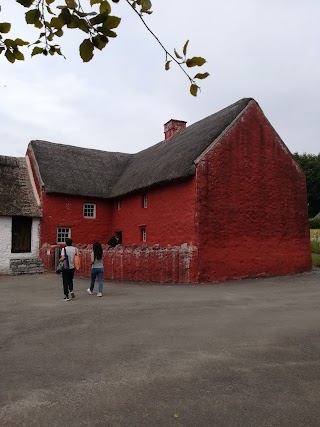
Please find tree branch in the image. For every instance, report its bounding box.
[125,0,195,85]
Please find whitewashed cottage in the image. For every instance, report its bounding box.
[0,155,43,274]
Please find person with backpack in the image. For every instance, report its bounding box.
[59,238,78,301]
[87,241,104,297]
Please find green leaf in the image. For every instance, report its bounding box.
[3,39,18,49]
[186,57,206,67]
[183,39,189,56]
[46,0,55,4]
[67,18,78,29]
[31,46,43,56]
[104,29,116,37]
[79,38,94,62]
[59,8,72,24]
[0,47,5,54]
[55,47,65,58]
[102,15,121,29]
[51,17,65,29]
[4,39,18,48]
[92,34,107,50]
[15,38,29,46]
[34,20,44,29]
[5,49,15,63]
[25,9,41,25]
[13,49,24,60]
[91,12,110,26]
[194,72,210,80]
[90,0,102,5]
[55,29,64,37]
[0,23,11,34]
[46,5,55,15]
[100,1,111,14]
[66,0,78,8]
[165,60,171,70]
[174,49,182,60]
[141,0,152,12]
[72,16,89,33]
[190,84,198,97]
[16,0,34,7]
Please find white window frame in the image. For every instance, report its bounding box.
[141,227,147,242]
[57,227,71,244]
[143,194,147,208]
[83,203,96,218]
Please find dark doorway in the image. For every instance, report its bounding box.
[11,216,32,253]
[115,231,122,244]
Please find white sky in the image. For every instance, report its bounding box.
[0,0,319,157]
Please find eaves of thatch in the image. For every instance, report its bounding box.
[29,98,253,199]
[0,156,42,217]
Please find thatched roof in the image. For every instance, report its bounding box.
[0,156,42,217]
[29,142,131,198]
[29,98,253,199]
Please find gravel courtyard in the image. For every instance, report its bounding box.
[1,271,320,427]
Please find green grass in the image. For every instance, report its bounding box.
[312,253,320,267]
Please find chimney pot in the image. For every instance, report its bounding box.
[164,119,187,140]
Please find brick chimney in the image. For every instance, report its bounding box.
[164,119,187,140]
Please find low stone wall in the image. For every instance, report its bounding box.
[40,243,199,283]
[10,258,45,275]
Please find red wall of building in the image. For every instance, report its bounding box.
[40,244,199,283]
[110,178,196,247]
[40,193,113,246]
[195,102,312,282]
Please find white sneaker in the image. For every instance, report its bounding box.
[97,293,102,297]
[87,288,93,295]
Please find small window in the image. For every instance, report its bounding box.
[117,199,121,210]
[140,227,147,242]
[142,194,147,208]
[83,203,96,218]
[57,227,71,244]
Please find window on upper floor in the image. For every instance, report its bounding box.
[142,194,147,208]
[83,203,96,218]
[57,227,71,244]
[140,227,147,242]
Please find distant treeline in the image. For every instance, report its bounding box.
[293,153,320,218]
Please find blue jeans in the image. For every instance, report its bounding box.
[90,268,104,293]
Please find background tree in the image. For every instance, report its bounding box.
[0,0,209,96]
[293,152,320,218]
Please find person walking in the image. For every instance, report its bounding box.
[60,238,78,301]
[87,241,104,297]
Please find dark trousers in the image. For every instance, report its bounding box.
[62,268,75,297]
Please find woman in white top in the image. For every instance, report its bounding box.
[87,241,104,297]
[60,238,78,301]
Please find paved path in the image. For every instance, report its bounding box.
[1,272,320,427]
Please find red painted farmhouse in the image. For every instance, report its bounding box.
[26,98,311,282]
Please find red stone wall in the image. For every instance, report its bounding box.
[40,193,113,246]
[40,244,198,283]
[195,102,312,282]
[110,178,196,247]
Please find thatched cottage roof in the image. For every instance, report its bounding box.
[0,156,42,217]
[29,98,253,199]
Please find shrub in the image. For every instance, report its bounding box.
[311,239,320,254]
[309,218,320,229]
[312,253,320,267]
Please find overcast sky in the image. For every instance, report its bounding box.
[1,0,319,157]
